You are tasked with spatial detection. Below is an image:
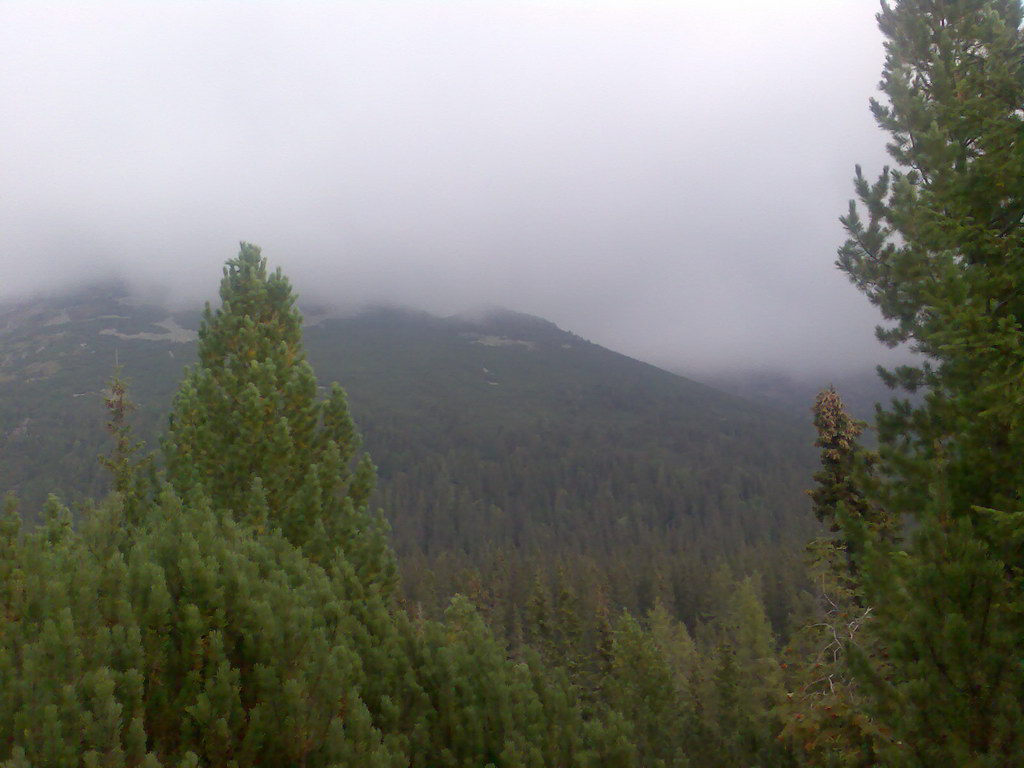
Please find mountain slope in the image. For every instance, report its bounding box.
[0,285,818,625]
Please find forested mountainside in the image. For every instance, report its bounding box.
[3,1,1022,764]
[0,249,823,766]
[0,283,817,630]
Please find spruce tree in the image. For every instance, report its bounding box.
[807,388,877,536]
[164,243,395,589]
[834,1,1024,762]
[783,389,887,765]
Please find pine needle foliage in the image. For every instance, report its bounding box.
[830,1,1024,763]
[163,243,395,588]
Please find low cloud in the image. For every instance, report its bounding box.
[1,1,897,376]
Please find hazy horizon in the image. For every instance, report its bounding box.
[1,1,908,377]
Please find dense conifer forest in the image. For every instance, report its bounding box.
[0,285,819,638]
[2,1,1023,765]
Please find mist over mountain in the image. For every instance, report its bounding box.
[1,2,901,378]
[702,368,902,423]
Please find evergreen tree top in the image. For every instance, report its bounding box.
[198,242,304,370]
[164,243,394,590]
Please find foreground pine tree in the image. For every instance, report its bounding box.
[164,242,394,588]
[828,1,1024,763]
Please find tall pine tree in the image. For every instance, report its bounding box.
[834,1,1024,762]
[164,243,395,589]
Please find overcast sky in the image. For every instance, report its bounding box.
[1,1,902,376]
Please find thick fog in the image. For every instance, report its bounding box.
[0,1,902,376]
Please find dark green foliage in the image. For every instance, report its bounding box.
[603,613,689,768]
[852,495,1023,765]
[838,0,1024,520]
[829,1,1024,763]
[0,490,623,766]
[1,247,652,767]
[703,577,790,766]
[0,492,398,766]
[164,243,394,587]
[0,281,817,644]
